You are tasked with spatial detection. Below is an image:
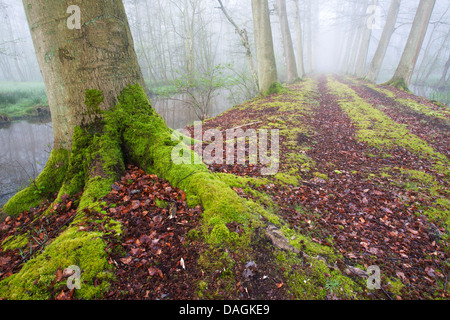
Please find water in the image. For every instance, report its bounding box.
[0,93,233,207]
[0,117,53,206]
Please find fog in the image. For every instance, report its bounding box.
[0,0,448,102]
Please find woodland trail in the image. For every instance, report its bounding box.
[1,75,449,300]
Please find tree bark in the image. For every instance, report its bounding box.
[355,0,377,77]
[276,0,298,83]
[347,2,366,74]
[387,0,436,89]
[23,0,145,150]
[293,0,305,78]
[366,0,401,82]
[251,0,278,93]
[305,0,313,74]
[340,0,360,72]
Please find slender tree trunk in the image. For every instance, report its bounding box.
[366,0,401,82]
[251,0,278,93]
[340,1,360,72]
[418,33,450,85]
[23,0,145,150]
[276,0,298,83]
[293,0,305,78]
[355,0,376,77]
[347,2,366,74]
[305,0,313,73]
[439,54,450,88]
[387,0,436,89]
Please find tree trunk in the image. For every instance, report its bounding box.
[276,0,298,83]
[340,1,360,72]
[366,0,401,82]
[305,0,313,74]
[22,0,145,151]
[251,0,278,93]
[355,0,377,77]
[439,54,450,88]
[293,0,305,78]
[387,0,436,89]
[347,2,366,74]
[417,33,449,86]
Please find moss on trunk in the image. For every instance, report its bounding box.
[384,77,411,92]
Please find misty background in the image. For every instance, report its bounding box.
[0,0,448,101]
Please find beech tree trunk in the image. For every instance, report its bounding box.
[388,0,436,89]
[347,2,366,74]
[251,0,278,93]
[276,0,298,83]
[355,0,378,77]
[23,0,145,150]
[366,0,401,82]
[293,0,305,78]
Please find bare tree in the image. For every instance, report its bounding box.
[216,0,259,91]
[293,0,305,78]
[355,0,378,77]
[387,0,436,89]
[366,0,401,82]
[251,0,278,93]
[439,54,450,88]
[275,0,298,83]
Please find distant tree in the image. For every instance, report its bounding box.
[366,0,401,82]
[386,0,436,90]
[293,0,305,78]
[251,0,278,93]
[216,0,259,91]
[346,1,366,74]
[355,0,378,77]
[275,0,298,83]
[439,54,450,88]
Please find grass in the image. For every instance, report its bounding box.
[0,82,48,119]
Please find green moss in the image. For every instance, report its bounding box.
[0,226,113,300]
[1,233,30,251]
[264,82,287,96]
[155,198,168,209]
[275,250,363,299]
[274,173,299,186]
[327,77,450,173]
[384,77,411,92]
[313,172,329,181]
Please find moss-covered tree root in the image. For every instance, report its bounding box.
[0,84,268,299]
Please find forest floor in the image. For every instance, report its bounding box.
[0,75,449,300]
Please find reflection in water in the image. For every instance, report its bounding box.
[0,94,234,207]
[0,117,53,206]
